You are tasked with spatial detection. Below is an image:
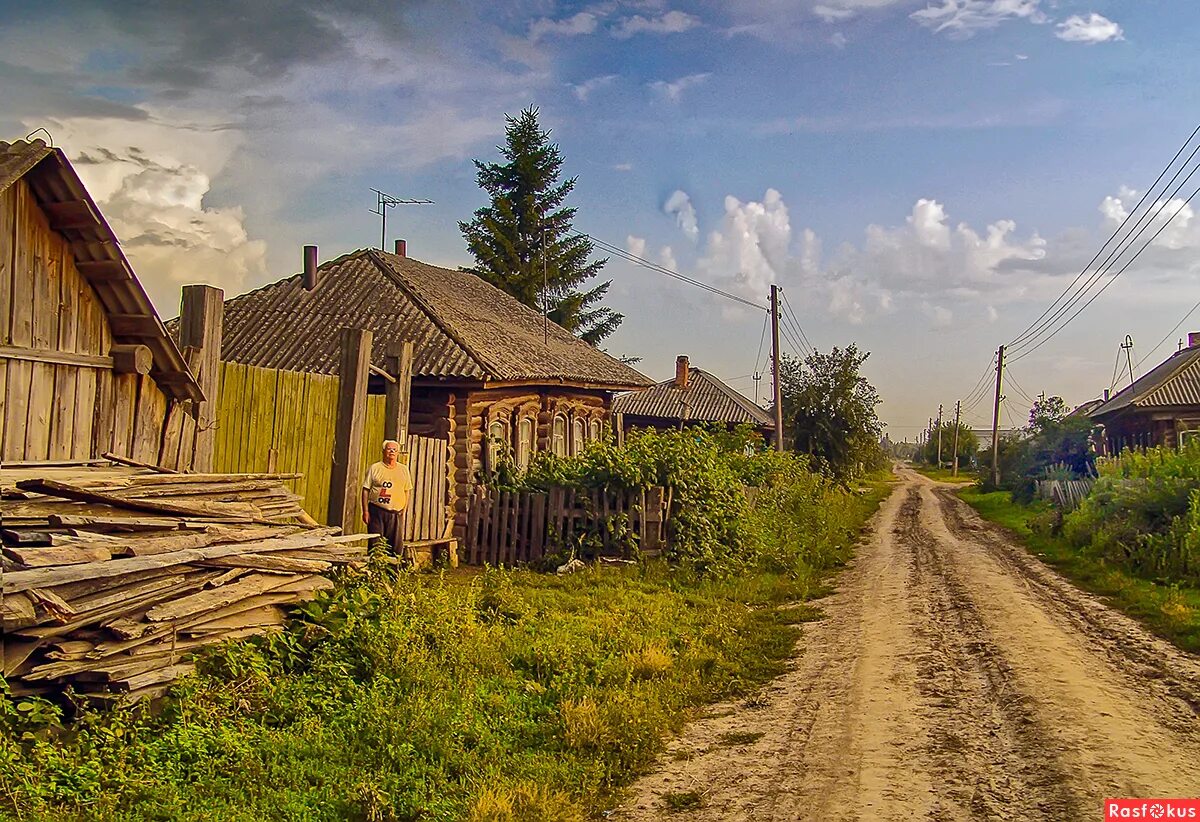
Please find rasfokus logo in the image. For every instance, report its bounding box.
[1106,799,1200,819]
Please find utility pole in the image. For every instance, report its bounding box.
[952,400,961,477]
[936,404,944,468]
[770,285,784,453]
[991,345,1006,488]
[1121,334,1135,388]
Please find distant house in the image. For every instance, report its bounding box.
[203,243,653,537]
[611,355,775,444]
[1089,333,1200,453]
[0,140,203,468]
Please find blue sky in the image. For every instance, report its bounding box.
[2,0,1198,439]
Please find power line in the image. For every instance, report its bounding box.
[1006,123,1200,350]
[1135,297,1200,370]
[581,233,768,310]
[780,290,816,352]
[779,311,814,357]
[1004,370,1038,406]
[1008,177,1200,363]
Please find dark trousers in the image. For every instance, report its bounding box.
[367,504,408,561]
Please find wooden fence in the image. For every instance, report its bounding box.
[464,486,666,566]
[212,361,448,536]
[1035,478,1095,512]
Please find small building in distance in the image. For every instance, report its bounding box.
[1089,332,1200,453]
[611,355,775,445]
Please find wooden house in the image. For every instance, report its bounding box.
[1089,333,1200,453]
[0,140,206,469]
[206,244,653,538]
[611,355,775,444]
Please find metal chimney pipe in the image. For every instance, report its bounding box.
[303,245,318,290]
[395,238,407,257]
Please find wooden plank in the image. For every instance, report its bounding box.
[4,528,356,594]
[144,572,299,622]
[384,340,414,443]
[110,373,136,458]
[328,328,372,531]
[199,554,331,573]
[465,486,479,565]
[0,185,15,347]
[177,285,223,471]
[480,487,494,565]
[2,544,112,567]
[0,344,111,368]
[4,184,33,462]
[533,492,546,561]
[130,375,164,465]
[14,478,264,521]
[24,206,58,461]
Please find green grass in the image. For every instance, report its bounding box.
[663,790,704,811]
[957,487,1200,654]
[1,473,895,822]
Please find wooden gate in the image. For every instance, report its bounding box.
[402,434,449,542]
[464,486,665,566]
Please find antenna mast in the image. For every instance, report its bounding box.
[370,189,433,250]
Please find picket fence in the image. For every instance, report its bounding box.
[1035,478,1095,512]
[464,486,667,566]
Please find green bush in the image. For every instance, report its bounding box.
[1064,443,1200,583]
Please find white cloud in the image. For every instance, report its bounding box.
[1100,186,1200,252]
[660,245,679,271]
[43,113,268,316]
[813,0,906,22]
[829,31,849,48]
[626,235,647,259]
[1056,13,1123,44]
[911,0,1045,38]
[570,74,617,101]
[529,12,599,42]
[664,190,700,240]
[613,162,634,172]
[648,72,712,101]
[922,302,954,328]
[613,10,700,38]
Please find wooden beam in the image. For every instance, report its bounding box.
[74,260,129,282]
[369,364,396,383]
[0,344,112,369]
[110,344,152,375]
[178,285,223,471]
[384,340,414,444]
[328,327,372,531]
[108,314,162,338]
[42,199,98,231]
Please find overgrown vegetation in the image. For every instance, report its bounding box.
[1,432,892,821]
[980,394,1095,500]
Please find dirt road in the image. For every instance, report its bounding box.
[615,467,1200,821]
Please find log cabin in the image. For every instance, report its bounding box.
[0,139,205,469]
[201,242,653,538]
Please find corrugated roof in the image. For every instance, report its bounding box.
[611,368,773,427]
[195,248,653,389]
[0,140,202,402]
[1090,345,1200,420]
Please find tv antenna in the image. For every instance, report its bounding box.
[370,188,433,251]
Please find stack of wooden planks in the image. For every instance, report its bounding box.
[1,466,369,702]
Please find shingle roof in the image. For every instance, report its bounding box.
[1090,345,1200,420]
[201,249,653,389]
[0,140,202,402]
[611,368,773,427]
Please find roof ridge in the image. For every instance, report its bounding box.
[690,368,770,417]
[365,249,495,378]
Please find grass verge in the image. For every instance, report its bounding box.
[957,487,1200,654]
[1,475,895,822]
[911,464,977,484]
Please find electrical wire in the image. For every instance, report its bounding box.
[1006,123,1200,350]
[1008,169,1200,363]
[1135,296,1200,370]
[1004,370,1038,407]
[780,290,816,352]
[753,309,769,374]
[780,311,814,357]
[580,233,768,310]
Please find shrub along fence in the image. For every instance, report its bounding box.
[464,485,667,565]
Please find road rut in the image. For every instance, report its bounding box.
[614,468,1200,821]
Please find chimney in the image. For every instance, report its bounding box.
[1104,389,1110,401]
[1189,332,1200,349]
[303,245,318,290]
[394,238,407,257]
[675,355,689,390]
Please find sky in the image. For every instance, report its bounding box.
[2,0,1199,441]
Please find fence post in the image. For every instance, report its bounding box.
[384,340,413,444]
[178,285,224,472]
[328,328,373,532]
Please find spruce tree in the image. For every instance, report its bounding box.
[459,107,622,346]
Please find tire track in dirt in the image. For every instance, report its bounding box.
[613,469,1200,821]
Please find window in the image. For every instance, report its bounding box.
[517,418,534,470]
[589,419,601,442]
[572,418,586,455]
[552,415,568,457]
[486,419,507,473]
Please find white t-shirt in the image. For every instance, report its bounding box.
[362,461,413,511]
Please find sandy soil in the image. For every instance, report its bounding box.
[613,467,1200,821]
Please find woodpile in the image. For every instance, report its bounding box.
[1,465,370,702]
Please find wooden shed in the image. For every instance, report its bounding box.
[1089,334,1200,453]
[0,139,205,469]
[203,245,654,540]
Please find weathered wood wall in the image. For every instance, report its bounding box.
[0,179,175,465]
